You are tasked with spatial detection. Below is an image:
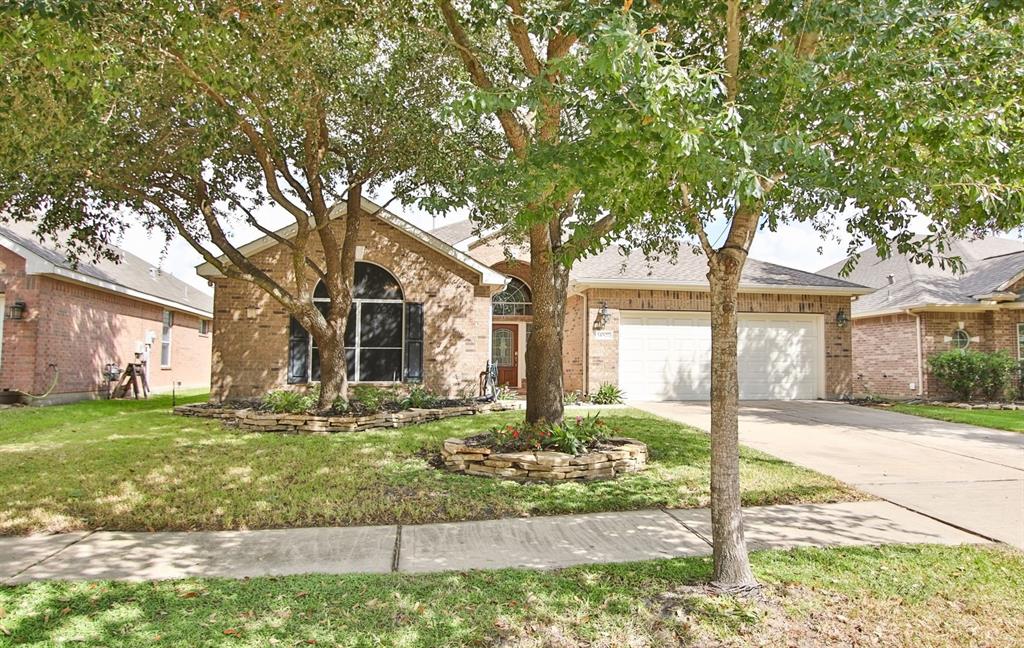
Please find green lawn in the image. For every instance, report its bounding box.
[0,394,862,535]
[888,403,1024,433]
[1,545,1020,647]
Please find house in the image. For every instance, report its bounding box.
[817,237,1024,399]
[0,223,213,404]
[200,199,870,403]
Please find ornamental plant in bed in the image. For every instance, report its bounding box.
[489,414,612,455]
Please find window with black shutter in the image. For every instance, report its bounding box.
[404,303,424,382]
[287,317,310,384]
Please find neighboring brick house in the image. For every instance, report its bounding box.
[200,199,869,403]
[0,224,213,404]
[818,237,1024,399]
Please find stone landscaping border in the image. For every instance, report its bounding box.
[926,401,1022,410]
[441,437,648,482]
[174,401,515,434]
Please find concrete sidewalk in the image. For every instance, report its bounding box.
[636,400,1024,549]
[0,501,985,584]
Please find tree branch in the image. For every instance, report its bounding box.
[724,0,742,102]
[437,0,530,158]
[506,0,541,76]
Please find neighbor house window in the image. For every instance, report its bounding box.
[161,310,173,366]
[199,319,209,336]
[1018,323,1024,359]
[951,328,970,350]
[492,278,532,316]
[288,262,423,384]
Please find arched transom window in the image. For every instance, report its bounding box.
[289,261,423,384]
[492,277,532,316]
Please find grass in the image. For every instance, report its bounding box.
[0,394,862,535]
[0,544,1021,647]
[888,403,1024,433]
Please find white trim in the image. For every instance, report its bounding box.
[571,278,872,297]
[195,198,507,287]
[0,232,212,318]
[912,311,924,397]
[1017,322,1024,361]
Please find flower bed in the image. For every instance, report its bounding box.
[174,401,515,434]
[441,436,648,482]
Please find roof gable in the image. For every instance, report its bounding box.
[195,199,506,287]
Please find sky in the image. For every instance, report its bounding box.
[117,192,1024,294]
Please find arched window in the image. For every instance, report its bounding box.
[492,277,532,316]
[289,262,423,384]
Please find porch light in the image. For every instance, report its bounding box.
[594,301,612,329]
[835,307,849,328]
[7,300,26,320]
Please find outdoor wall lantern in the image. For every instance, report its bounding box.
[835,307,849,328]
[7,299,26,320]
[593,301,612,329]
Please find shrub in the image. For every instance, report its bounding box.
[402,386,440,409]
[591,383,625,405]
[489,414,612,455]
[261,387,318,413]
[563,390,582,405]
[929,350,1018,402]
[547,414,610,455]
[976,351,1019,401]
[350,385,399,413]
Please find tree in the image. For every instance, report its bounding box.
[0,0,464,408]
[573,1,1024,589]
[433,1,642,425]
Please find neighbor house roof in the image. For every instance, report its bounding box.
[430,219,477,247]
[0,221,213,317]
[569,244,871,295]
[196,199,507,287]
[817,236,1024,317]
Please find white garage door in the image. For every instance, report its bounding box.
[618,312,823,401]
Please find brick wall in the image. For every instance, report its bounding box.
[0,246,212,400]
[210,217,495,401]
[582,288,854,398]
[851,313,921,398]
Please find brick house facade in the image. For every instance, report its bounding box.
[1,227,213,404]
[201,202,867,403]
[819,237,1024,400]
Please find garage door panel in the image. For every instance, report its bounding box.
[619,312,822,401]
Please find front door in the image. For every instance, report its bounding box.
[491,324,519,387]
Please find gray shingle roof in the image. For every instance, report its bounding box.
[817,237,1024,315]
[0,222,213,315]
[430,220,477,245]
[571,244,869,292]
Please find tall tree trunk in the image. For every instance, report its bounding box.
[312,183,362,411]
[315,329,348,410]
[707,251,758,591]
[525,224,568,424]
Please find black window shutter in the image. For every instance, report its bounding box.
[287,317,310,384]
[404,303,424,383]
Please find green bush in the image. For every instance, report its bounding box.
[489,414,612,455]
[350,385,399,413]
[261,386,318,413]
[929,350,1018,402]
[402,386,440,409]
[563,390,582,405]
[547,414,611,455]
[591,383,625,405]
[976,351,1019,401]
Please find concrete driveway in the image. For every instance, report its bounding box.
[635,400,1024,549]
